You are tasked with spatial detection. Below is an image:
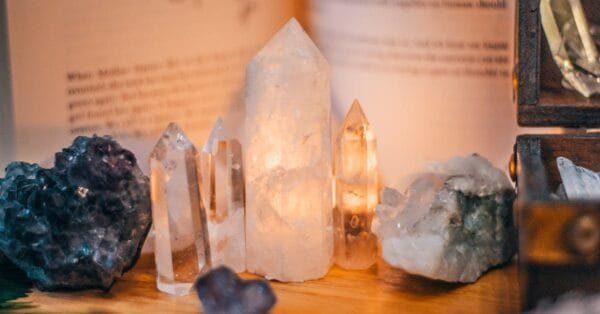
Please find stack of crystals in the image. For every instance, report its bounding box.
[540,0,600,97]
[150,123,211,296]
[244,18,333,282]
[200,118,246,272]
[333,100,379,270]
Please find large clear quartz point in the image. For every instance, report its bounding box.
[333,100,379,270]
[200,118,246,272]
[150,123,211,296]
[540,0,600,97]
[557,156,600,199]
[244,18,333,282]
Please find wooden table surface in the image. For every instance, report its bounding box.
[11,256,520,314]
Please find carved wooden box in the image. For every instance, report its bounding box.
[516,0,600,310]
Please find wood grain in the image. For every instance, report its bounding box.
[10,255,520,314]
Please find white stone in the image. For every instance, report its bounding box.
[200,118,246,272]
[557,156,600,200]
[244,18,333,282]
[372,154,516,283]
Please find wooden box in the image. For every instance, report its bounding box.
[516,0,600,310]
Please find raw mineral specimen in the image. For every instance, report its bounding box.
[195,266,276,314]
[200,118,246,272]
[150,123,211,296]
[334,100,379,270]
[557,157,600,199]
[540,0,600,97]
[372,154,516,283]
[0,135,151,291]
[244,18,333,281]
[528,292,600,314]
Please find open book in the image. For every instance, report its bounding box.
[0,0,517,186]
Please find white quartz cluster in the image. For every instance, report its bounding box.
[372,154,516,283]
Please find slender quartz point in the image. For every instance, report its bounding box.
[150,123,211,296]
[244,18,333,282]
[334,100,379,270]
[200,118,246,272]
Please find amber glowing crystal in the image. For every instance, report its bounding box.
[334,100,379,270]
[244,18,333,282]
[200,118,246,272]
[150,123,211,296]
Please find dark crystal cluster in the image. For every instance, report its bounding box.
[195,266,277,314]
[0,135,152,291]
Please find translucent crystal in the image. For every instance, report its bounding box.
[244,18,333,282]
[150,123,211,296]
[200,118,246,272]
[557,156,600,199]
[333,100,379,270]
[540,0,600,97]
[372,154,516,283]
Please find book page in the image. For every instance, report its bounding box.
[310,0,519,187]
[3,0,297,171]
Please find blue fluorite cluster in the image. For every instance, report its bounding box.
[195,266,277,314]
[0,135,151,291]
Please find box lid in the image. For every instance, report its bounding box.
[517,0,600,128]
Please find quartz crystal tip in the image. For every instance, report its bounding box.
[151,123,211,296]
[195,266,277,314]
[556,156,600,199]
[203,118,224,154]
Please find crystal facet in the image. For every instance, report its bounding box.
[333,100,379,270]
[195,266,277,314]
[0,136,151,291]
[557,156,600,199]
[150,123,211,296]
[372,154,516,283]
[244,18,333,282]
[200,118,246,272]
[540,0,600,97]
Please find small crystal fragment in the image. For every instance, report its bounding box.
[244,18,333,282]
[540,0,600,97]
[150,123,211,296]
[0,135,151,291]
[333,100,379,270]
[372,154,516,283]
[557,156,600,199]
[200,118,246,272]
[195,266,277,314]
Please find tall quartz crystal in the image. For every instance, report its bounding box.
[150,123,211,295]
[200,118,246,272]
[540,0,600,97]
[244,18,333,282]
[334,100,379,270]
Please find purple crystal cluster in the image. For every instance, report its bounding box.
[195,266,277,314]
[0,135,151,291]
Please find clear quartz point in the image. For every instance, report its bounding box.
[557,156,600,199]
[150,123,211,296]
[200,118,246,272]
[333,100,379,270]
[540,0,600,97]
[244,18,333,282]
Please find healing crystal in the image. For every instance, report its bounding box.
[540,0,600,97]
[200,118,246,272]
[333,100,379,270]
[372,154,516,283]
[0,135,151,291]
[244,18,333,282]
[150,123,211,296]
[195,266,277,314]
[557,156,600,199]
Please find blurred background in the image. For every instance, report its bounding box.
[0,0,528,188]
